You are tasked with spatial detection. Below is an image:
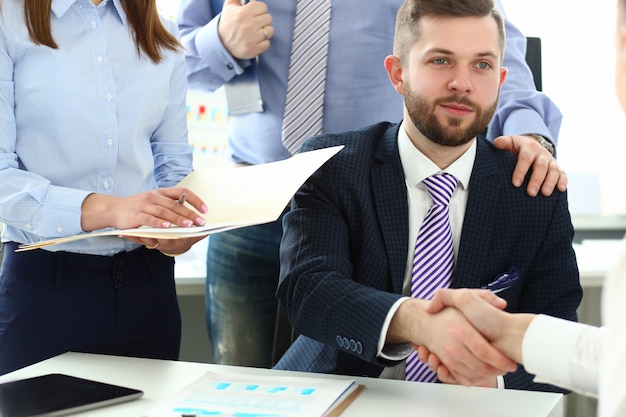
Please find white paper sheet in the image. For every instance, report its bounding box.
[17,146,343,251]
[144,371,360,417]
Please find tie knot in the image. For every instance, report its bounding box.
[423,173,458,206]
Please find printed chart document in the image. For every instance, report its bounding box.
[17,146,343,251]
[144,371,363,417]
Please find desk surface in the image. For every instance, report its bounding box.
[0,352,563,417]
[573,239,624,287]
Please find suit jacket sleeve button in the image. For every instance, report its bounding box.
[349,340,357,351]
[336,335,344,347]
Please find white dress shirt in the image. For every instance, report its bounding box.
[378,121,474,380]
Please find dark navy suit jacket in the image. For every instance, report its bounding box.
[275,122,582,392]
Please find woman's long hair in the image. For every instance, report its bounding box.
[24,0,181,63]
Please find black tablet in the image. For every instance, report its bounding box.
[0,373,143,417]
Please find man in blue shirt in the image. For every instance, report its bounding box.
[176,0,567,368]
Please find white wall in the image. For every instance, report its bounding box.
[501,0,626,215]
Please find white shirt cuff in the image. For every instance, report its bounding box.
[378,297,412,360]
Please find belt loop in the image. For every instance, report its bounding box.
[54,251,64,290]
[141,247,157,283]
[142,246,174,284]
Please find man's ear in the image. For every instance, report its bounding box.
[499,66,508,87]
[384,55,405,95]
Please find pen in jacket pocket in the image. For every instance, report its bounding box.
[481,266,519,294]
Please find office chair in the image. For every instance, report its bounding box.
[526,36,543,91]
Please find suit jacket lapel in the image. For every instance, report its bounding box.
[371,124,409,295]
[452,139,501,288]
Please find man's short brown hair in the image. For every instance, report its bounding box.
[393,0,505,62]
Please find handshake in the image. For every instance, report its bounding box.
[395,288,537,388]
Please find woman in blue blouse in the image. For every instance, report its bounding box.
[0,0,207,375]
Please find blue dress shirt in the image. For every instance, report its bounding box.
[0,0,193,255]
[176,0,562,165]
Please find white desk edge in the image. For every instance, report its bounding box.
[0,352,564,417]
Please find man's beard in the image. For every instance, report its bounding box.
[405,87,498,147]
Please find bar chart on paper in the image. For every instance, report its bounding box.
[144,371,361,417]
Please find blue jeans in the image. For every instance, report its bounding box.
[205,216,283,367]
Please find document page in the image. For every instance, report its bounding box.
[17,146,343,251]
[144,371,362,417]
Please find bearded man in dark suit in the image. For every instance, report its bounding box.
[275,0,581,392]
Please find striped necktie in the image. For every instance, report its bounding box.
[281,0,332,155]
[405,173,459,382]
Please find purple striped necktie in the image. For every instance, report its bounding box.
[281,0,332,155]
[405,173,459,382]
